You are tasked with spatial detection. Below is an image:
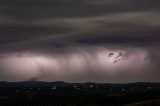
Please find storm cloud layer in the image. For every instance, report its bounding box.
[0,0,160,82]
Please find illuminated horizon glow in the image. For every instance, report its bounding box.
[0,56,38,81]
[0,46,151,82]
[96,49,149,74]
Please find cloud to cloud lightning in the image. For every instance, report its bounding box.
[0,0,160,82]
[0,46,155,83]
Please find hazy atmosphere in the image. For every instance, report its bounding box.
[0,0,160,82]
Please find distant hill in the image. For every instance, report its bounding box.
[0,81,160,89]
[0,81,68,88]
[1,81,160,106]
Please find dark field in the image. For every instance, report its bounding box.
[0,82,160,106]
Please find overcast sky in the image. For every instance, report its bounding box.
[0,0,160,82]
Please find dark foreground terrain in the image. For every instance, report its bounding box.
[0,82,160,106]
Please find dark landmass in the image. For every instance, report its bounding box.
[1,81,160,106]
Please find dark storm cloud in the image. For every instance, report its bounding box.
[0,0,160,82]
[0,0,160,19]
[0,0,160,46]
